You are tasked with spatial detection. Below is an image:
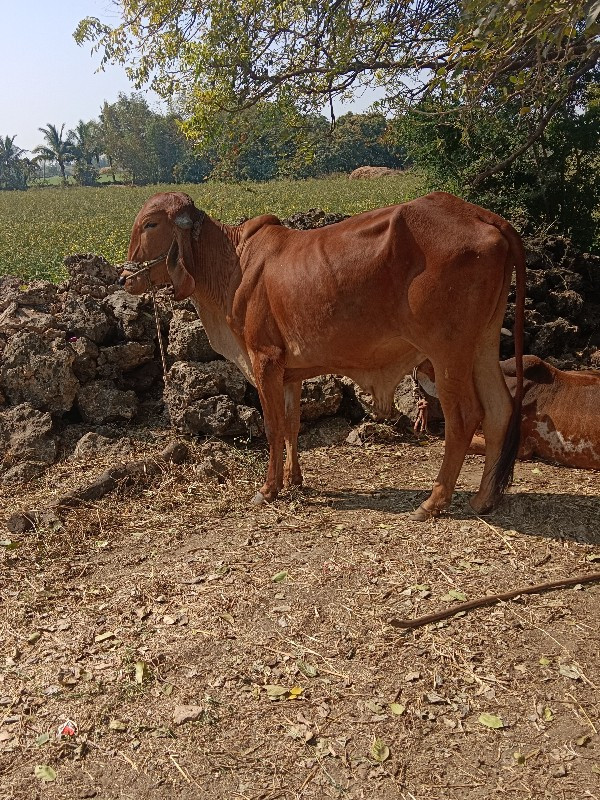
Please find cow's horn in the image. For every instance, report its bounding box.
[174,213,193,229]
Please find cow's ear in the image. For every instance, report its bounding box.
[524,361,553,384]
[166,237,195,301]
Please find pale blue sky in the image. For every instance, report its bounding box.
[1,1,378,154]
[0,1,161,153]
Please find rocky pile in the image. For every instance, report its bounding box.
[0,250,352,484]
[502,235,600,369]
[1,215,598,484]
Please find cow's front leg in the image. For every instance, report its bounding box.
[284,381,303,488]
[251,353,286,504]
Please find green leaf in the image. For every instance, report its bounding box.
[371,738,390,762]
[271,570,288,582]
[559,664,581,680]
[296,660,318,678]
[478,713,505,729]
[35,733,51,746]
[513,751,526,764]
[265,684,288,700]
[389,702,406,716]
[542,706,554,721]
[34,765,57,782]
[109,719,128,732]
[539,656,551,665]
[442,589,467,601]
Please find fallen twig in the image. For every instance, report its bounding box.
[389,572,600,630]
[5,440,189,534]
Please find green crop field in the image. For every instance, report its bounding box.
[0,172,425,283]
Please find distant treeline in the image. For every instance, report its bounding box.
[1,94,404,189]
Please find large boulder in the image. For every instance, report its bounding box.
[168,310,220,363]
[77,379,138,423]
[349,166,402,179]
[103,291,157,341]
[56,295,117,345]
[300,376,344,421]
[62,254,119,299]
[97,342,155,378]
[164,361,261,436]
[0,331,79,413]
[0,403,57,467]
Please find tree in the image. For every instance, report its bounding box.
[75,0,599,180]
[33,124,74,185]
[0,135,29,190]
[316,112,405,174]
[70,120,101,185]
[99,92,186,184]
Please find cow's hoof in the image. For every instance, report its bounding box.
[469,494,496,515]
[409,504,436,522]
[251,491,266,505]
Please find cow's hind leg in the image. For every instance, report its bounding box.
[470,348,514,513]
[284,381,303,488]
[251,353,286,504]
[412,363,482,520]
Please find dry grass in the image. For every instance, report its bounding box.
[1,427,599,800]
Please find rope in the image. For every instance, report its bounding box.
[146,272,170,386]
[411,367,429,434]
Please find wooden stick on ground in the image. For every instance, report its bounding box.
[389,572,600,630]
[5,440,189,535]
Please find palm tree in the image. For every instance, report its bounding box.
[0,135,28,189]
[69,120,101,185]
[33,124,74,185]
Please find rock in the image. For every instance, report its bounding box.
[173,705,204,725]
[0,404,57,467]
[349,166,402,179]
[300,376,344,421]
[590,350,600,369]
[530,318,578,357]
[166,361,247,404]
[236,404,264,438]
[284,209,349,230]
[0,331,79,413]
[77,380,138,424]
[1,460,47,485]
[103,291,156,341]
[168,394,239,435]
[70,337,99,383]
[194,454,230,482]
[97,342,155,378]
[168,310,220,362]
[346,420,408,446]
[71,432,134,462]
[62,254,119,299]
[122,361,164,393]
[57,295,117,345]
[299,417,352,448]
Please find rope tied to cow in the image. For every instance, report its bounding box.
[117,253,171,385]
[411,366,429,434]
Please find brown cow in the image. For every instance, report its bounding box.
[418,356,600,469]
[119,191,525,519]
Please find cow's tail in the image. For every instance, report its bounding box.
[489,217,526,502]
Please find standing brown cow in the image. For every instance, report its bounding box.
[120,191,525,519]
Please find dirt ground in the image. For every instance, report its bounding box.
[1,426,599,800]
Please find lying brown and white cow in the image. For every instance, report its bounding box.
[120,191,525,519]
[417,356,600,469]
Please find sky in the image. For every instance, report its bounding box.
[1,1,379,155]
[1,0,162,153]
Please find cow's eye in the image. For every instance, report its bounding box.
[144,222,158,229]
